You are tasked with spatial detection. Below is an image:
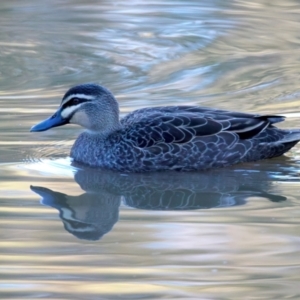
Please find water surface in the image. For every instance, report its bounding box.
[1,0,300,299]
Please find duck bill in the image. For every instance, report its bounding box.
[30,110,68,132]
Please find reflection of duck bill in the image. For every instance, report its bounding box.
[30,185,66,207]
[30,185,120,241]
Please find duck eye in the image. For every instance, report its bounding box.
[71,98,80,105]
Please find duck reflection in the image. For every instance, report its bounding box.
[31,166,286,241]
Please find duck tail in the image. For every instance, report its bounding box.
[280,129,300,144]
[255,115,285,124]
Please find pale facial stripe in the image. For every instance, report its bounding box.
[60,208,94,233]
[61,103,83,119]
[61,93,95,107]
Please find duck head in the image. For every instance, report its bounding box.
[30,83,120,133]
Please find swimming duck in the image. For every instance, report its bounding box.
[30,83,300,172]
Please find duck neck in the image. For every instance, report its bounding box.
[85,122,122,139]
[71,127,116,166]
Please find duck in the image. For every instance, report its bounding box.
[30,83,300,172]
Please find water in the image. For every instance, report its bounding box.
[1,0,300,298]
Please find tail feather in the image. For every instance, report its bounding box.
[256,115,285,124]
[279,130,300,143]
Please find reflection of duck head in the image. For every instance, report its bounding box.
[31,165,287,241]
[31,185,120,241]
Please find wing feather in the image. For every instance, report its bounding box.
[121,106,283,148]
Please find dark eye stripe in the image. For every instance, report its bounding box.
[61,98,91,110]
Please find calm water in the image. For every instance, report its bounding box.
[1,0,300,299]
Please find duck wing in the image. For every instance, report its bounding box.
[121,106,284,126]
[122,107,285,148]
